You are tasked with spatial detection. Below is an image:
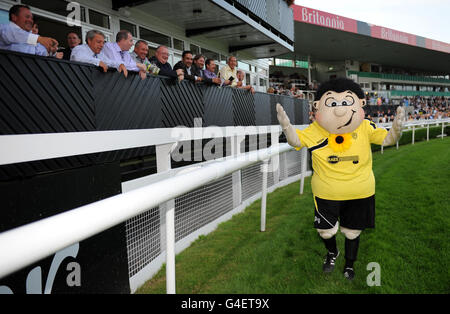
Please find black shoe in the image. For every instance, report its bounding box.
[343,267,355,280]
[323,251,339,273]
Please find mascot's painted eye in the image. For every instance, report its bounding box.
[325,97,339,107]
[342,101,348,106]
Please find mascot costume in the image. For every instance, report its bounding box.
[277,78,405,280]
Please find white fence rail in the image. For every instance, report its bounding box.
[0,118,447,294]
[0,124,310,294]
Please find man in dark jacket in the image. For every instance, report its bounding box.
[173,50,202,83]
[62,32,81,61]
[149,45,183,80]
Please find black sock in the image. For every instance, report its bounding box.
[322,235,338,254]
[344,236,360,268]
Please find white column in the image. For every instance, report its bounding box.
[156,143,176,294]
[261,160,269,232]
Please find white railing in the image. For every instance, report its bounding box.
[0,123,310,294]
[0,118,447,294]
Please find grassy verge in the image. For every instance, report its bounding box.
[137,137,450,294]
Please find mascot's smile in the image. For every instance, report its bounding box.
[338,110,356,130]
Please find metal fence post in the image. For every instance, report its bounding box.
[156,143,176,294]
[427,123,430,141]
[442,121,445,139]
[300,147,308,195]
[261,160,269,232]
[412,125,415,145]
[381,144,384,154]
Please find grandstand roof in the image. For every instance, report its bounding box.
[280,5,450,74]
[111,0,294,58]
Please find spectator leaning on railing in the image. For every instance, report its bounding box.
[193,55,222,85]
[62,32,81,61]
[0,5,58,56]
[218,56,241,87]
[203,58,229,86]
[70,29,128,77]
[131,40,160,75]
[174,50,203,83]
[102,30,147,80]
[237,70,255,94]
[31,22,63,59]
[149,45,183,80]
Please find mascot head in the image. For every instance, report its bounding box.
[313,78,366,135]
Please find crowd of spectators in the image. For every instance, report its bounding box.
[0,4,256,93]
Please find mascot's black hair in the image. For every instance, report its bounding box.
[315,78,365,101]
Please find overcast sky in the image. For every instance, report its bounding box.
[294,0,450,43]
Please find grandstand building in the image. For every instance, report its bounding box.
[0,0,297,92]
[270,4,450,104]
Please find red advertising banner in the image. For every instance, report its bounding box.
[293,5,357,33]
[425,39,450,54]
[371,26,416,46]
[293,4,449,55]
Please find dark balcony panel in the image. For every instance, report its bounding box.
[232,88,255,126]
[161,79,204,128]
[295,98,310,125]
[203,85,234,127]
[93,71,162,130]
[0,52,95,135]
[255,92,272,126]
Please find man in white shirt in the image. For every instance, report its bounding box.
[218,56,242,87]
[71,30,127,77]
[0,5,58,55]
[102,30,146,80]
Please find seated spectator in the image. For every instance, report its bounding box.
[202,58,227,85]
[218,56,241,87]
[0,5,58,55]
[149,45,183,80]
[71,29,127,77]
[103,30,146,80]
[174,50,202,83]
[132,40,160,75]
[62,32,81,61]
[267,87,275,94]
[237,70,255,94]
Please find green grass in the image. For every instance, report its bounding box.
[136,137,450,294]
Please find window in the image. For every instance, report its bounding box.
[120,20,137,37]
[190,44,200,56]
[140,27,171,47]
[260,78,267,88]
[238,61,250,72]
[0,9,8,25]
[275,58,294,67]
[245,73,251,85]
[89,9,110,29]
[22,0,70,17]
[202,48,219,61]
[173,38,184,51]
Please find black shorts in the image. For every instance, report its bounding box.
[313,195,375,230]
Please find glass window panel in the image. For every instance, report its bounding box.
[139,27,171,47]
[238,61,250,71]
[0,9,8,25]
[190,44,200,56]
[173,39,184,51]
[120,20,137,37]
[22,0,69,16]
[89,9,110,29]
[202,48,219,61]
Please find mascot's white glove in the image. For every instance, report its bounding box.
[276,103,302,148]
[383,106,405,146]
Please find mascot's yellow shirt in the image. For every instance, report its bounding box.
[295,119,388,201]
